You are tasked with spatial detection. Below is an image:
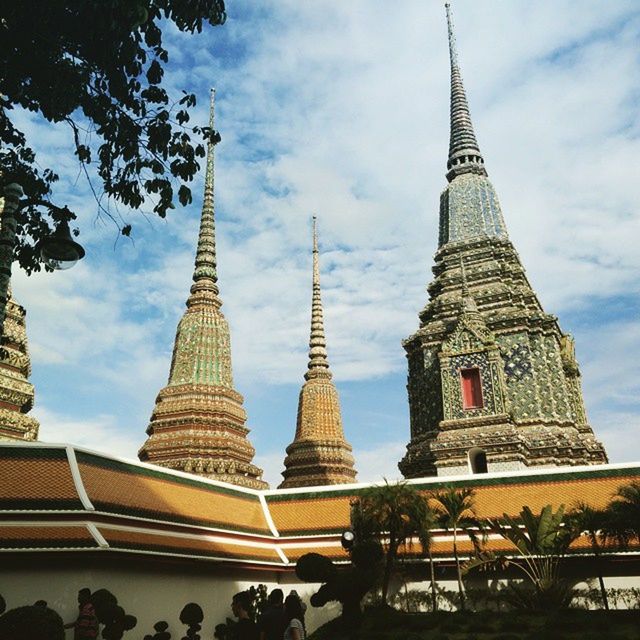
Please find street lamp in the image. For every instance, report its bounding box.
[0,183,85,336]
[38,217,85,270]
[341,528,356,551]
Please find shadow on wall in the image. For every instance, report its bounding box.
[0,584,309,640]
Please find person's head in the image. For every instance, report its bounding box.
[231,591,252,620]
[284,594,304,623]
[267,588,284,607]
[78,588,91,605]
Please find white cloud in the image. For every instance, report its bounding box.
[253,451,285,488]
[356,441,407,485]
[34,407,141,461]
[5,0,640,471]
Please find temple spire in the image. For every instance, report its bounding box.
[191,88,220,300]
[400,5,607,479]
[139,89,267,489]
[306,216,331,379]
[445,3,487,182]
[279,217,356,488]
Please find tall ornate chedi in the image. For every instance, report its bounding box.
[279,218,356,488]
[399,5,607,477]
[0,285,39,441]
[139,90,266,489]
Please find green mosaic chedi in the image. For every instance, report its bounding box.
[139,90,266,489]
[399,5,608,477]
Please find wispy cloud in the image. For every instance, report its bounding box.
[9,1,640,484]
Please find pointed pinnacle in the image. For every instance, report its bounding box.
[191,88,219,293]
[306,216,331,379]
[445,3,458,67]
[445,3,487,182]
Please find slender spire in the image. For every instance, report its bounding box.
[306,217,331,379]
[445,3,487,182]
[139,88,267,489]
[279,217,356,488]
[191,88,219,298]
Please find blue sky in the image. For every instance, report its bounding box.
[10,0,640,486]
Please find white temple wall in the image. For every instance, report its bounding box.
[2,553,640,638]
[0,555,335,636]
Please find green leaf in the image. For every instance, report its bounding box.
[146,59,163,85]
[178,185,192,206]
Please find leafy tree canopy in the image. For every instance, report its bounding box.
[0,0,226,272]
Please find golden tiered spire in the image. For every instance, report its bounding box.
[306,217,330,378]
[139,90,266,489]
[0,283,39,442]
[279,218,356,488]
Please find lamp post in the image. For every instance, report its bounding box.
[0,183,85,337]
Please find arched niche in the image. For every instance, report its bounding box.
[468,447,488,474]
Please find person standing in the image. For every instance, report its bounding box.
[257,589,286,640]
[283,594,305,640]
[230,591,259,640]
[63,588,98,640]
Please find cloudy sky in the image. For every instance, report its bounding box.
[10,0,640,487]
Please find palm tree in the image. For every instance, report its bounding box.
[567,502,609,610]
[351,480,435,606]
[414,508,438,612]
[429,486,478,611]
[464,504,578,610]
[605,481,640,548]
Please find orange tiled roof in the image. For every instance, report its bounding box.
[76,451,270,535]
[1,444,639,566]
[280,543,350,563]
[265,466,640,536]
[98,526,281,563]
[0,447,83,511]
[0,524,97,549]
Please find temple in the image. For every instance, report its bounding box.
[138,90,266,489]
[279,218,356,488]
[399,4,608,477]
[0,285,39,442]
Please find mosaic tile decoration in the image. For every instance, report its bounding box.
[400,10,607,477]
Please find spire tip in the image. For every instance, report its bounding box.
[190,88,219,292]
[444,1,487,181]
[445,2,457,67]
[312,216,318,253]
[306,215,329,377]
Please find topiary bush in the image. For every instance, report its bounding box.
[144,620,171,640]
[296,539,383,631]
[91,588,137,639]
[180,602,204,640]
[0,601,64,640]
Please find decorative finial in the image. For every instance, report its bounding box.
[459,256,478,313]
[445,3,487,182]
[191,89,220,297]
[445,3,458,67]
[306,216,331,379]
